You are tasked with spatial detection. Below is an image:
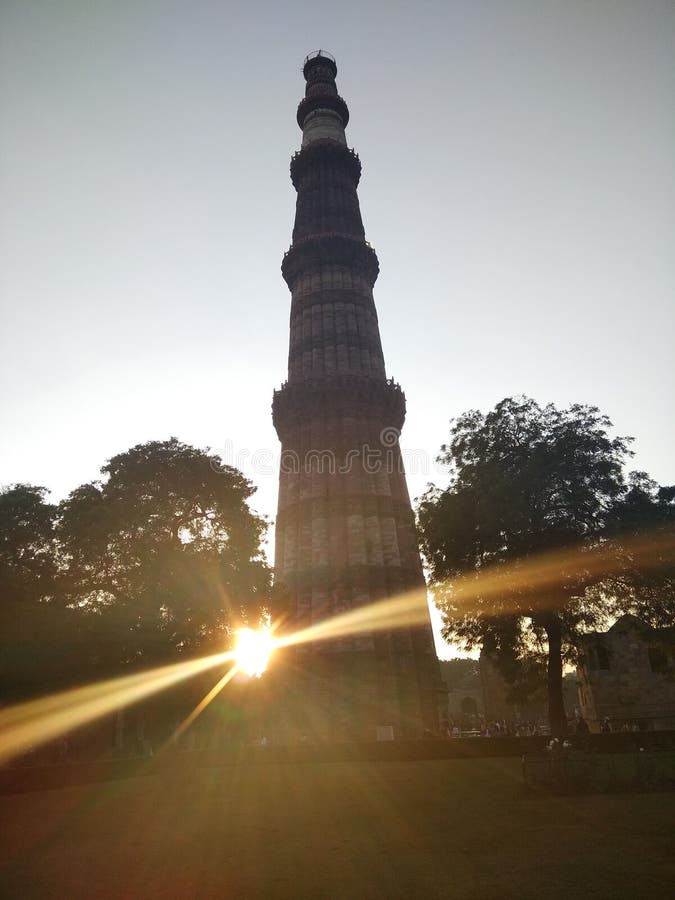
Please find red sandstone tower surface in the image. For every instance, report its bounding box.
[272,52,442,739]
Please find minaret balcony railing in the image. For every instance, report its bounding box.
[297,94,350,129]
[281,233,379,288]
[302,50,337,79]
[304,49,336,65]
[290,141,361,188]
[272,375,406,434]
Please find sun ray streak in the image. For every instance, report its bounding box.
[0,650,235,766]
[276,530,674,647]
[276,587,431,650]
[172,664,239,741]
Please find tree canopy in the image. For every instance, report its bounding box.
[0,484,57,606]
[0,439,271,699]
[417,396,673,736]
[0,484,79,694]
[603,474,675,626]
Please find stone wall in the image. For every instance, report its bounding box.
[577,615,675,731]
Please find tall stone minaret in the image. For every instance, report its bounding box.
[272,52,441,739]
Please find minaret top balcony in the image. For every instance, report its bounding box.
[303,50,337,81]
[298,50,348,146]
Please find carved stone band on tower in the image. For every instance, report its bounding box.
[272,52,442,740]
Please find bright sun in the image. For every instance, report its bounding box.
[234,627,275,678]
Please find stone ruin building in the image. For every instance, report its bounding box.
[576,614,675,731]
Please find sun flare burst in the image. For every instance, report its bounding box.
[235,627,275,677]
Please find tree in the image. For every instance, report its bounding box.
[438,657,479,692]
[0,484,57,605]
[0,485,84,697]
[417,397,634,736]
[57,438,271,671]
[604,473,675,627]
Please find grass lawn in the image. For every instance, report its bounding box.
[1,757,674,899]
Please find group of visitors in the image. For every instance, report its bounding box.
[441,717,536,738]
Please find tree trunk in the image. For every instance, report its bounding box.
[545,614,567,738]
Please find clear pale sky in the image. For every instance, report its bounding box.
[1,1,673,657]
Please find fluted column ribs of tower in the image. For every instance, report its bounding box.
[273,53,440,738]
[287,268,385,381]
